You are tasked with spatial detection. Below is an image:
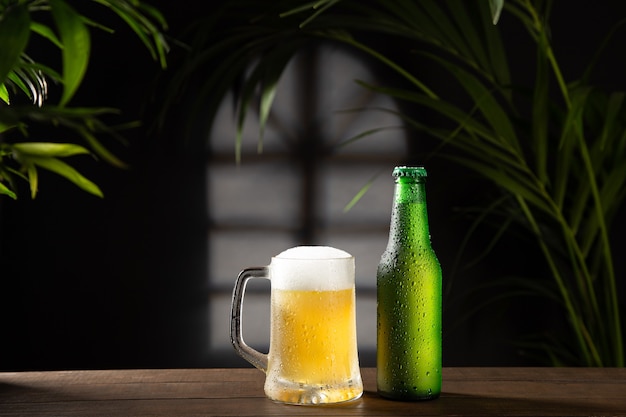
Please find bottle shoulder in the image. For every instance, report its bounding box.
[378,247,441,273]
[380,243,438,259]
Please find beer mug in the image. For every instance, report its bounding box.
[230,246,363,405]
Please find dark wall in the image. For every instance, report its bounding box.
[1,1,625,371]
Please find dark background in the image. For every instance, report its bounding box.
[1,1,625,371]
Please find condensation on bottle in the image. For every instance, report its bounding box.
[376,166,442,401]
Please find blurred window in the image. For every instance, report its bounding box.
[207,44,407,365]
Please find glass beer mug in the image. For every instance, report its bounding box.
[230,246,363,405]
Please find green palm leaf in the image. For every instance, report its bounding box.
[489,0,504,24]
[26,156,103,198]
[49,0,91,107]
[0,3,30,87]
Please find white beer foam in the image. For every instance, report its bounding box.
[276,246,352,260]
[271,246,354,290]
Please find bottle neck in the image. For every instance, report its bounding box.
[387,177,431,248]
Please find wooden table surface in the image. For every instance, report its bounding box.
[1,367,625,416]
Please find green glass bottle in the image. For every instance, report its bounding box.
[377,166,442,401]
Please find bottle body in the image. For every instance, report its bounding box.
[376,166,442,400]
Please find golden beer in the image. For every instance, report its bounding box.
[265,287,362,403]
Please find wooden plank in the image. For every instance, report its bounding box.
[1,368,625,416]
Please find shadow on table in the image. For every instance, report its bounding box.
[0,381,80,405]
[354,390,625,416]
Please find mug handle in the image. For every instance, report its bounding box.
[230,266,269,372]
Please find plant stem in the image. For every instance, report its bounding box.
[520,0,570,108]
[520,0,622,366]
[575,126,624,366]
[515,195,597,365]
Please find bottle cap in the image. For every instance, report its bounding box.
[393,166,427,178]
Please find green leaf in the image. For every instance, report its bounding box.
[7,104,128,168]
[26,162,38,199]
[343,172,380,212]
[92,0,169,68]
[599,92,625,151]
[425,52,520,152]
[138,2,169,30]
[12,142,92,158]
[50,0,91,107]
[77,127,128,169]
[297,0,341,28]
[0,105,20,133]
[5,66,48,105]
[554,87,592,209]
[489,0,504,24]
[234,37,302,162]
[531,30,551,185]
[478,0,511,90]
[0,82,9,104]
[0,181,17,200]
[446,1,491,74]
[28,156,103,198]
[257,43,299,153]
[30,21,63,49]
[0,3,31,86]
[419,0,475,64]
[447,154,553,216]
[257,67,281,153]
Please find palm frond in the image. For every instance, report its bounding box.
[1,0,169,198]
